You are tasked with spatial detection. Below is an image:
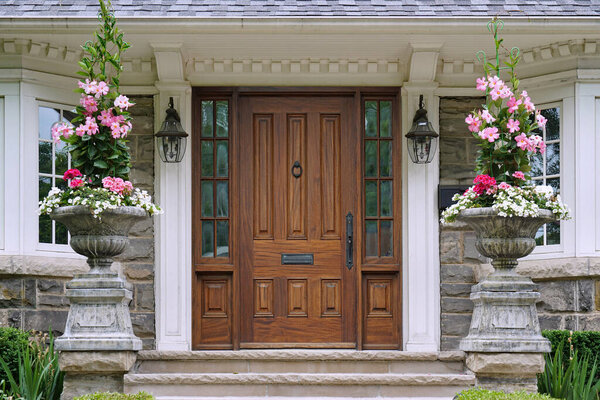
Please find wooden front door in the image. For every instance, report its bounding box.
[238,96,358,347]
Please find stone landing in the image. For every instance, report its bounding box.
[124,350,474,399]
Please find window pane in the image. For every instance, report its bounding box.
[55,140,69,176]
[39,176,51,201]
[365,101,378,137]
[546,143,560,175]
[201,101,213,137]
[201,181,213,217]
[365,220,378,257]
[380,181,392,217]
[547,177,560,194]
[39,142,52,174]
[535,226,544,246]
[201,221,214,257]
[39,107,60,140]
[55,222,68,245]
[216,181,228,217]
[216,141,228,177]
[543,107,560,141]
[365,181,377,217]
[380,141,392,177]
[57,178,68,191]
[380,220,393,257]
[216,101,228,137]
[379,101,392,138]
[547,222,560,245]
[39,215,52,244]
[201,141,213,177]
[530,152,543,177]
[364,141,377,177]
[216,221,229,257]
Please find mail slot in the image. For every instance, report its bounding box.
[281,253,314,265]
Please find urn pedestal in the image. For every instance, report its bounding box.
[50,206,147,399]
[456,207,555,392]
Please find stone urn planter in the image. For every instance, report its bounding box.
[50,205,147,351]
[456,207,555,353]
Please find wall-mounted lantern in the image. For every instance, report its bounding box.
[405,95,439,164]
[155,97,188,163]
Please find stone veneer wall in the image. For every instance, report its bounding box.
[439,97,600,350]
[0,95,156,349]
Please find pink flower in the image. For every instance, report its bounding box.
[506,119,520,133]
[69,178,85,188]
[514,133,530,151]
[465,114,482,133]
[512,171,525,180]
[114,95,134,110]
[530,135,546,154]
[498,182,512,190]
[507,97,522,113]
[476,77,488,91]
[535,111,547,129]
[95,81,109,98]
[51,122,74,143]
[473,174,497,196]
[479,110,496,124]
[481,126,499,142]
[487,76,501,87]
[98,109,114,127]
[75,125,86,137]
[63,168,82,180]
[85,116,99,135]
[521,93,535,112]
[80,95,98,113]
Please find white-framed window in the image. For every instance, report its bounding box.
[530,102,562,251]
[37,101,76,249]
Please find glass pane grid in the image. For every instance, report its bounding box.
[39,106,72,245]
[200,100,230,258]
[363,99,394,259]
[530,106,561,247]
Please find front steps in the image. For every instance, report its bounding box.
[124,350,475,399]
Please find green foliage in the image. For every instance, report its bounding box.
[63,0,132,184]
[543,330,600,385]
[455,387,556,399]
[74,392,154,400]
[0,327,30,386]
[0,331,64,400]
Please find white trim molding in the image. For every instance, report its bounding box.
[153,43,193,351]
[402,43,441,352]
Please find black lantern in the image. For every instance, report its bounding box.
[405,95,439,164]
[155,97,188,163]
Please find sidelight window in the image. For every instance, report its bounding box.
[363,100,394,258]
[200,100,230,258]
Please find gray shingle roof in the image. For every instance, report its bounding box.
[1,0,599,17]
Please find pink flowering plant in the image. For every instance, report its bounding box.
[441,19,569,223]
[39,0,160,218]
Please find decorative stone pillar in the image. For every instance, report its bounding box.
[457,208,553,392]
[51,207,145,400]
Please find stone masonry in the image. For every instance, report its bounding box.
[439,97,600,350]
[0,95,156,349]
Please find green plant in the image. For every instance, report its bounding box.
[543,330,600,386]
[74,392,154,400]
[455,387,556,399]
[0,327,29,386]
[58,0,133,184]
[0,331,64,400]
[538,331,600,400]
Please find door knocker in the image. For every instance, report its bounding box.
[291,161,303,179]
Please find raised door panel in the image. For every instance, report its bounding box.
[320,114,341,239]
[254,279,274,317]
[194,274,232,348]
[253,114,274,240]
[362,274,399,349]
[286,114,307,239]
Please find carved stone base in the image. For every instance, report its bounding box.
[55,272,142,352]
[460,284,550,353]
[466,353,545,393]
[59,351,136,400]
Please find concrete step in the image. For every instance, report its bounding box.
[125,350,474,399]
[124,372,475,399]
[133,350,466,375]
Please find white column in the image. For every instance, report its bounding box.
[152,44,193,351]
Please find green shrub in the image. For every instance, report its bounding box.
[0,327,30,385]
[543,330,600,384]
[74,392,154,400]
[456,388,557,399]
[0,330,64,400]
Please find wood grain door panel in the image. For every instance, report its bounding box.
[239,96,357,346]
